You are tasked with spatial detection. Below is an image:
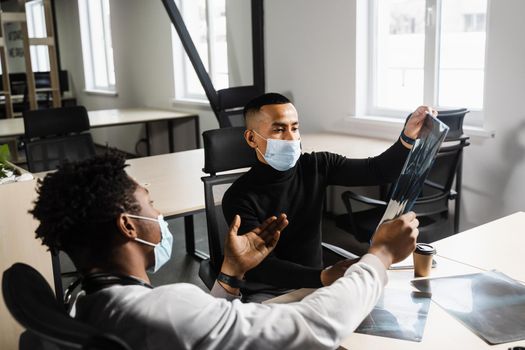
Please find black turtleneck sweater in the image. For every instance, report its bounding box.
[222,139,409,290]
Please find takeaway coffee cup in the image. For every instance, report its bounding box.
[413,243,436,277]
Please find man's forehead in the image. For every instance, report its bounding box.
[129,176,150,195]
[258,103,299,123]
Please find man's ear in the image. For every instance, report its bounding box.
[117,214,137,240]
[244,129,258,149]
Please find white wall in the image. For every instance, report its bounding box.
[460,0,525,226]
[265,0,357,132]
[54,0,523,229]
[264,0,525,229]
[226,0,253,87]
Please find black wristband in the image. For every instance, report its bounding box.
[400,131,416,145]
[217,272,245,289]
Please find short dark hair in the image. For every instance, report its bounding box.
[30,152,141,266]
[243,92,291,120]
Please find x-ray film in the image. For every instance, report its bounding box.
[378,115,449,226]
[355,289,432,342]
[412,271,525,344]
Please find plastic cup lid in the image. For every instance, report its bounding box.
[415,243,436,255]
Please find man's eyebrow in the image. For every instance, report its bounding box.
[271,121,299,127]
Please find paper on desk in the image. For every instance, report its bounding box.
[0,171,33,185]
[378,115,449,227]
[322,245,435,270]
[321,242,359,260]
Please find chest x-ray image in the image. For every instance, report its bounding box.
[378,115,449,227]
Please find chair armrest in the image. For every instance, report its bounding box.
[422,180,458,200]
[342,191,388,207]
[340,191,387,242]
[424,179,446,191]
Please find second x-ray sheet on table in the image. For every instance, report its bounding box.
[355,289,432,342]
[411,271,525,345]
[378,115,449,226]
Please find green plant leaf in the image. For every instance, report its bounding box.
[0,144,11,164]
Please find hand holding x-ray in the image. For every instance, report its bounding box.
[378,114,450,228]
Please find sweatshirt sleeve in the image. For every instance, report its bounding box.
[324,139,409,186]
[210,281,242,301]
[146,254,387,350]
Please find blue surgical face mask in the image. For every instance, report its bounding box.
[126,214,173,273]
[252,130,301,171]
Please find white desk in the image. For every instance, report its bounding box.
[0,107,199,139]
[0,118,21,138]
[88,108,196,129]
[126,149,206,218]
[0,179,54,350]
[125,149,208,259]
[267,212,525,349]
[433,211,525,282]
[302,132,395,158]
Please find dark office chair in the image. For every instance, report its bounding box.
[23,105,96,302]
[23,105,96,173]
[216,87,259,128]
[199,127,257,289]
[2,263,131,350]
[335,109,470,243]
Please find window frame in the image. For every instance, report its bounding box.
[26,0,50,73]
[367,0,489,127]
[172,0,228,102]
[78,0,117,93]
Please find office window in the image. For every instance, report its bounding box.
[26,0,50,72]
[370,0,488,123]
[172,0,228,101]
[78,0,116,92]
[373,0,426,112]
[463,13,486,32]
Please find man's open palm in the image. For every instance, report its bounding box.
[224,214,288,274]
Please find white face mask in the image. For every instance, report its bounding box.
[252,130,301,171]
[126,214,173,273]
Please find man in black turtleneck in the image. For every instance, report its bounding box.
[222,93,436,302]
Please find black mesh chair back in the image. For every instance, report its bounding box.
[216,86,259,128]
[200,173,245,289]
[436,108,469,141]
[23,106,96,173]
[202,126,257,175]
[410,141,465,217]
[199,127,257,289]
[2,263,131,350]
[218,109,245,128]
